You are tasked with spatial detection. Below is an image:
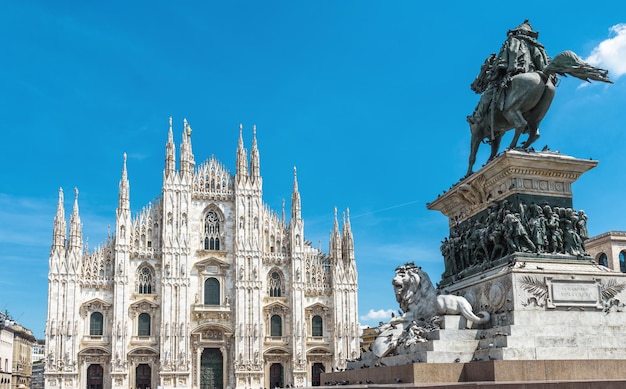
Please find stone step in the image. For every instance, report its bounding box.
[479,323,626,339]
[422,350,477,364]
[473,346,537,361]
[426,328,479,341]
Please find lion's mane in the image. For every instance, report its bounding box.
[393,262,438,322]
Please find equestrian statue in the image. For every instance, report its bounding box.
[466,20,612,176]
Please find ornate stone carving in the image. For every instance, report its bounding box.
[201,329,224,340]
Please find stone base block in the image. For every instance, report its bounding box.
[323,359,626,386]
[439,314,468,329]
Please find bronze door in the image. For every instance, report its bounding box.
[135,364,151,389]
[200,348,223,389]
[86,364,103,389]
[269,363,283,389]
[312,363,325,386]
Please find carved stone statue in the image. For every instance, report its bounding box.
[466,20,612,176]
[371,262,489,358]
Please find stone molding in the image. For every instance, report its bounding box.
[428,150,597,226]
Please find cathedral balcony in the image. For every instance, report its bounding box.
[81,335,111,345]
[130,335,158,346]
[192,304,231,323]
[306,336,329,345]
[264,336,290,344]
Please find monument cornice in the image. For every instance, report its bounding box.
[427,150,597,226]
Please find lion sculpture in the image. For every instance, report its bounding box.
[371,262,490,358]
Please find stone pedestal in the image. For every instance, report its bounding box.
[424,150,626,364]
[444,254,626,362]
[428,150,598,286]
[427,149,597,228]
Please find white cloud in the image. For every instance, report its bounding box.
[359,308,394,323]
[585,23,626,79]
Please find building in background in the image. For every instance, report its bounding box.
[0,313,35,389]
[30,340,45,389]
[45,120,359,389]
[585,231,626,271]
[0,315,13,389]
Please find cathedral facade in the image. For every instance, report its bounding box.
[45,119,359,389]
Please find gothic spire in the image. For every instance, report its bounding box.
[165,116,176,177]
[291,166,301,220]
[250,124,260,178]
[342,208,354,260]
[52,187,67,252]
[330,206,342,260]
[281,199,286,224]
[180,118,195,176]
[68,187,82,252]
[118,153,130,211]
[236,123,249,179]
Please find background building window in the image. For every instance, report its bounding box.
[270,315,282,337]
[599,252,608,267]
[204,277,220,305]
[312,315,323,336]
[138,313,151,336]
[90,312,103,336]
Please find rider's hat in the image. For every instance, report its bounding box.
[508,19,539,38]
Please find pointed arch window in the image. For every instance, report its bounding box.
[204,277,220,305]
[138,313,151,336]
[270,315,282,337]
[90,312,103,336]
[312,315,323,337]
[204,210,221,250]
[269,271,282,297]
[137,266,154,294]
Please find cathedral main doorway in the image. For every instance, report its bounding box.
[135,364,151,389]
[311,363,325,386]
[200,348,223,389]
[86,364,103,389]
[269,363,283,389]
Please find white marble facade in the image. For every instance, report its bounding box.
[45,119,359,389]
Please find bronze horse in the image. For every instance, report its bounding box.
[466,50,612,176]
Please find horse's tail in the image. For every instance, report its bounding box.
[545,50,612,84]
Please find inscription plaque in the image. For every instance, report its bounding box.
[546,278,602,309]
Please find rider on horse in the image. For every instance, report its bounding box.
[468,20,550,139]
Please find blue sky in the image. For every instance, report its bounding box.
[1,2,625,339]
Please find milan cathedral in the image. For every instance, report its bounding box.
[45,119,359,389]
